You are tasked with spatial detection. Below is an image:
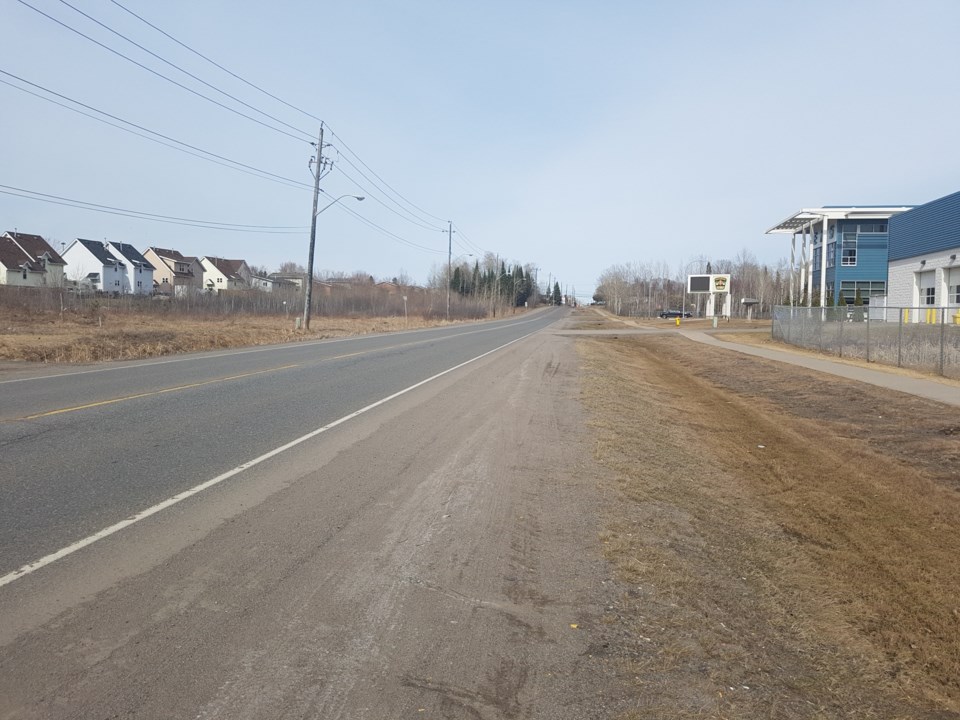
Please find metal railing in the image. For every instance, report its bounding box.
[772,305,960,378]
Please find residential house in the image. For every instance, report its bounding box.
[200,257,251,293]
[0,231,67,287]
[144,247,203,296]
[268,272,306,291]
[0,235,45,286]
[107,242,154,295]
[250,274,278,292]
[61,239,128,293]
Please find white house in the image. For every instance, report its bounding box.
[200,257,251,293]
[61,239,128,293]
[107,242,155,295]
[250,275,279,292]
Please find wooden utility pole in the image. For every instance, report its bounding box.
[303,123,325,331]
[446,220,453,320]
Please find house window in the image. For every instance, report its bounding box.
[841,233,857,266]
[827,241,836,268]
[952,285,960,304]
[22,269,27,279]
[162,277,169,284]
[217,277,223,283]
[924,287,935,305]
[137,281,142,288]
[115,280,120,287]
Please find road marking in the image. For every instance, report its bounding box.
[0,309,556,386]
[16,364,302,420]
[0,329,540,589]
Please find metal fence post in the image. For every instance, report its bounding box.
[866,308,870,363]
[897,309,903,368]
[940,307,947,376]
[838,309,844,358]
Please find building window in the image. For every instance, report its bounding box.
[924,287,935,305]
[841,233,857,266]
[217,277,223,283]
[162,277,169,284]
[115,280,120,287]
[827,241,836,268]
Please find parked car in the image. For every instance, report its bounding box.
[658,310,692,318]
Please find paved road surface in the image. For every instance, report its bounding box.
[0,307,628,719]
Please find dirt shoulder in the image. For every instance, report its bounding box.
[576,324,960,718]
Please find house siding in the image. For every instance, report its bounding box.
[889,190,960,261]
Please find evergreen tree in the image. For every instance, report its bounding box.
[552,282,562,306]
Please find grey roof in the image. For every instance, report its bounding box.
[109,241,155,270]
[76,239,123,266]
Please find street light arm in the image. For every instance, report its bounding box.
[316,194,364,218]
[302,194,364,330]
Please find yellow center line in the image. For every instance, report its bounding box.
[18,363,302,420]
[14,338,424,421]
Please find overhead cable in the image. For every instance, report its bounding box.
[326,124,449,226]
[0,184,309,233]
[108,0,323,124]
[15,0,310,143]
[54,0,314,140]
[0,70,313,192]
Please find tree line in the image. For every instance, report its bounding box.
[593,250,788,318]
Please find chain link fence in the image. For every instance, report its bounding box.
[772,305,960,379]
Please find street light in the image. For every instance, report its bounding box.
[302,194,364,330]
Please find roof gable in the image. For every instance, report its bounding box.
[0,235,35,270]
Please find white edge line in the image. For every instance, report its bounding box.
[0,328,540,589]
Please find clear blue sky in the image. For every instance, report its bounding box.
[3,0,959,297]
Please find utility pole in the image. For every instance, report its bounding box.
[446,220,454,320]
[303,123,325,331]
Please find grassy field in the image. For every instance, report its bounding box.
[0,305,470,363]
[574,307,960,718]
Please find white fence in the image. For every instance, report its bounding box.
[772,305,960,378]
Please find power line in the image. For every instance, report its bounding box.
[325,124,449,226]
[333,160,447,232]
[0,184,309,233]
[0,70,313,192]
[329,197,444,255]
[54,0,313,140]
[15,0,311,144]
[452,222,492,256]
[108,0,323,124]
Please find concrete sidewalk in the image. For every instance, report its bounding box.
[682,330,960,408]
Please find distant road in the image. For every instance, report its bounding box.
[0,307,563,578]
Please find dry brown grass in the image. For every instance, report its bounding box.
[578,333,960,718]
[0,307,470,363]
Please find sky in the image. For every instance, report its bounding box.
[3,0,960,299]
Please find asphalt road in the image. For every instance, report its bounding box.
[0,306,630,719]
[0,308,561,577]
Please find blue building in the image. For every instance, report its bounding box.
[887,190,960,310]
[767,205,912,306]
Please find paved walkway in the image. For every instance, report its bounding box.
[682,330,960,408]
